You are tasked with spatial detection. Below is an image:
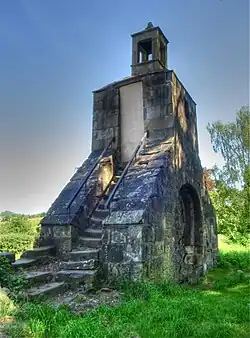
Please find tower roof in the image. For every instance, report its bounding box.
[131,25,169,44]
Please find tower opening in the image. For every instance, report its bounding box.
[131,24,169,76]
[138,39,153,63]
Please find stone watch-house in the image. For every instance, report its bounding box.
[10,24,218,293]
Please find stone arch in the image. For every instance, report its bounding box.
[179,184,202,252]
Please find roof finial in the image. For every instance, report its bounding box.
[146,22,154,30]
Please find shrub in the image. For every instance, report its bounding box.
[0,287,15,318]
[0,215,41,256]
[0,215,39,237]
[0,257,28,295]
[218,250,250,271]
[0,234,35,256]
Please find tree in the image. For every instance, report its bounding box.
[207,106,249,188]
[209,183,249,244]
[207,106,250,245]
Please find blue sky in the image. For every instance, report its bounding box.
[0,0,249,214]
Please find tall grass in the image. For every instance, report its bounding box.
[1,236,250,338]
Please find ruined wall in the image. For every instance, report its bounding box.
[170,72,218,283]
[143,71,174,141]
[92,86,120,154]
[39,151,114,258]
[99,69,217,283]
[101,140,174,281]
[92,70,174,165]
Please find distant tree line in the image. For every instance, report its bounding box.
[0,211,46,221]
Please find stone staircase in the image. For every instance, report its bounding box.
[10,172,121,300]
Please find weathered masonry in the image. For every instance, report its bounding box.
[37,23,218,285]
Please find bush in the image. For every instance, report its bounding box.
[212,270,250,290]
[0,257,28,294]
[0,287,15,318]
[218,250,250,271]
[0,215,40,237]
[0,215,41,256]
[0,234,35,256]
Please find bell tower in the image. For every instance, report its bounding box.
[131,22,169,76]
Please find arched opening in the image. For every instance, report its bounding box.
[179,184,202,251]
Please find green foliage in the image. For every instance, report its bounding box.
[207,106,250,245]
[209,184,250,245]
[0,287,15,318]
[207,106,249,188]
[0,215,39,236]
[0,215,41,255]
[218,250,250,271]
[0,234,35,256]
[0,257,28,294]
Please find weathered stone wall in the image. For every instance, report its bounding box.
[143,71,174,141]
[169,72,218,283]
[92,70,175,162]
[39,151,114,257]
[92,86,120,154]
[101,139,175,281]
[98,69,217,283]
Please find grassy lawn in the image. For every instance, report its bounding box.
[1,236,249,338]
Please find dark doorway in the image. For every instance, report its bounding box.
[179,184,202,250]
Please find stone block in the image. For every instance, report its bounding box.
[107,244,125,263]
[53,225,72,258]
[142,225,154,242]
[26,282,66,300]
[59,259,97,270]
[111,230,127,243]
[124,243,142,262]
[103,210,145,225]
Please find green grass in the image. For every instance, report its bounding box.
[1,236,250,338]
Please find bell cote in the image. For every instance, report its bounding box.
[131,22,169,76]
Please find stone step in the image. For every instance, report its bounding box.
[83,228,102,238]
[12,258,38,269]
[59,259,97,270]
[90,215,104,224]
[26,281,65,300]
[56,270,96,290]
[0,252,15,262]
[78,237,101,248]
[69,249,99,261]
[21,246,56,259]
[24,271,53,284]
[92,207,109,218]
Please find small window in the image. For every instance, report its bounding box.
[137,39,152,63]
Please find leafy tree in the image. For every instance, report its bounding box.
[207,106,249,188]
[207,106,250,245]
[0,215,36,236]
[209,183,249,245]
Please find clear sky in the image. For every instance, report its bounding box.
[0,0,249,214]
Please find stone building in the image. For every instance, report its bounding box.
[39,23,218,284]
